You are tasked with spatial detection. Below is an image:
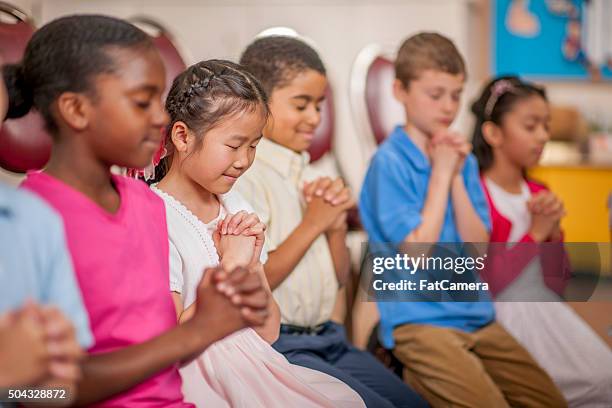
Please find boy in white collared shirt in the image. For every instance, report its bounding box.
[236,36,427,408]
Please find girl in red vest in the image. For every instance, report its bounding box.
[472,76,612,406]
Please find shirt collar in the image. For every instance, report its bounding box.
[389,125,430,172]
[256,137,311,182]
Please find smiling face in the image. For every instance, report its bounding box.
[263,69,327,153]
[495,94,550,169]
[181,105,266,195]
[394,69,464,137]
[84,46,168,169]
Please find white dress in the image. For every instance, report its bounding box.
[151,186,365,408]
[486,178,612,407]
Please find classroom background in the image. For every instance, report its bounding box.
[1,0,610,348]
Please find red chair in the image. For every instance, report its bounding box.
[0,2,51,173]
[309,85,334,163]
[350,44,404,153]
[347,44,402,351]
[128,17,188,102]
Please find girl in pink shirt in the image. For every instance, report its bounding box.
[10,14,270,407]
[472,76,612,406]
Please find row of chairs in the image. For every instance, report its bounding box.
[0,2,396,350]
[0,4,188,172]
[0,3,401,183]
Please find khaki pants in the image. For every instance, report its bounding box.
[392,322,567,408]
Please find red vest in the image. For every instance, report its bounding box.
[479,177,571,297]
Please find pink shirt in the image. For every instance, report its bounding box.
[22,172,192,408]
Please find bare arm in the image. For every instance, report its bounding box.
[264,222,322,290]
[403,167,454,243]
[172,266,282,346]
[74,267,269,407]
[74,318,217,406]
[326,225,351,286]
[451,175,489,242]
[250,262,280,343]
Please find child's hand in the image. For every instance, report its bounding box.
[40,306,83,383]
[303,194,355,234]
[303,177,353,207]
[188,266,269,343]
[429,130,461,176]
[213,212,260,270]
[328,211,349,234]
[528,191,565,217]
[527,191,566,242]
[216,211,266,266]
[303,177,354,233]
[0,303,49,387]
[432,130,471,175]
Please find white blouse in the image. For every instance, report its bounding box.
[484,177,531,242]
[484,178,555,301]
[151,186,267,308]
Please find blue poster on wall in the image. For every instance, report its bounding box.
[493,0,612,81]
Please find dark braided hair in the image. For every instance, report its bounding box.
[2,14,154,135]
[155,59,269,181]
[239,36,325,97]
[471,75,547,172]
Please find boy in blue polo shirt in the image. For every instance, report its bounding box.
[359,33,566,407]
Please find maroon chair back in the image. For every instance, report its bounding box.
[129,17,187,103]
[365,56,402,145]
[0,3,51,173]
[308,85,334,163]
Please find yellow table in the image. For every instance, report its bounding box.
[529,165,612,243]
[531,166,612,346]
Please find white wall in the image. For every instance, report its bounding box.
[3,0,611,189]
[5,0,473,191]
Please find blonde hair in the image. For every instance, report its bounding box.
[395,32,466,87]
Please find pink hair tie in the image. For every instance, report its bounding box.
[484,79,516,120]
[126,128,168,181]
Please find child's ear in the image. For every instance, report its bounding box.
[170,121,192,153]
[55,92,90,131]
[392,79,407,103]
[481,121,503,148]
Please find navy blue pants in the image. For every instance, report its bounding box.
[273,321,428,408]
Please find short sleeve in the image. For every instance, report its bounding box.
[359,151,423,243]
[44,215,94,348]
[462,154,491,232]
[168,240,184,293]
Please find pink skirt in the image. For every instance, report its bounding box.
[179,328,365,407]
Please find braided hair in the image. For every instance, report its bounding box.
[155,59,269,180]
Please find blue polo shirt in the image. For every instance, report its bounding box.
[359,125,495,348]
[0,182,92,348]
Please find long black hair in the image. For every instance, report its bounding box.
[471,75,547,171]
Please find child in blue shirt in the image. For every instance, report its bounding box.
[359,32,566,407]
[0,60,90,403]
